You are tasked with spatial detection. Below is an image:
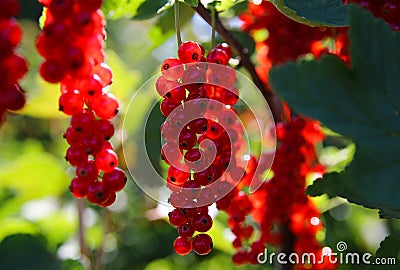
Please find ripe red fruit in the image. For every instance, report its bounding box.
[173,236,192,256]
[99,191,116,207]
[207,48,229,65]
[178,41,203,63]
[160,98,180,117]
[65,146,87,166]
[161,142,183,165]
[167,166,190,186]
[69,177,89,198]
[102,168,127,192]
[76,160,98,182]
[168,209,187,226]
[97,119,115,140]
[89,92,119,120]
[179,128,197,150]
[193,213,213,232]
[70,109,96,133]
[86,181,111,205]
[95,149,118,172]
[178,222,195,238]
[215,43,233,59]
[0,84,26,110]
[161,58,184,81]
[59,91,84,115]
[192,234,213,255]
[39,60,65,83]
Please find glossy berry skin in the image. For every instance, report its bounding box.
[178,222,195,238]
[178,41,203,63]
[76,160,98,182]
[161,58,184,81]
[86,181,110,204]
[173,236,192,256]
[215,43,233,58]
[102,168,127,192]
[207,48,229,65]
[59,91,84,116]
[90,93,119,120]
[95,149,118,172]
[168,209,187,226]
[69,177,89,198]
[192,234,213,255]
[193,213,213,232]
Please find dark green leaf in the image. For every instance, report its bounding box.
[367,236,400,270]
[230,30,256,56]
[133,0,169,20]
[183,0,199,7]
[61,260,84,270]
[269,6,400,216]
[270,0,349,26]
[102,0,169,20]
[148,4,194,48]
[0,234,61,270]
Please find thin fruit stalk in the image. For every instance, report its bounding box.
[36,0,126,207]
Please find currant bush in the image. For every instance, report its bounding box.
[36,0,126,206]
[0,0,28,125]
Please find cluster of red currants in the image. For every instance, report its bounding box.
[36,0,126,206]
[0,0,28,124]
[157,40,254,256]
[239,1,342,65]
[345,0,400,30]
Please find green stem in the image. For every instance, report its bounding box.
[175,0,182,47]
[210,6,216,50]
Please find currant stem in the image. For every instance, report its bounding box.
[193,2,283,123]
[175,0,183,47]
[77,199,93,269]
[210,6,216,50]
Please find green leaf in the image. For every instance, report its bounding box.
[148,4,194,48]
[269,6,400,216]
[102,0,169,20]
[133,0,169,20]
[0,234,61,270]
[183,0,199,7]
[367,236,400,270]
[270,0,349,26]
[61,260,84,270]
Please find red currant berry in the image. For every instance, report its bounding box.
[69,177,89,198]
[173,236,192,256]
[192,213,213,232]
[207,48,229,65]
[178,222,195,238]
[76,160,98,182]
[192,234,213,255]
[168,209,187,226]
[102,168,127,192]
[89,92,119,120]
[87,181,111,205]
[178,41,203,63]
[161,58,184,81]
[215,43,233,59]
[95,149,118,172]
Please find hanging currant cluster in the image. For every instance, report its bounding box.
[0,0,28,125]
[36,0,126,207]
